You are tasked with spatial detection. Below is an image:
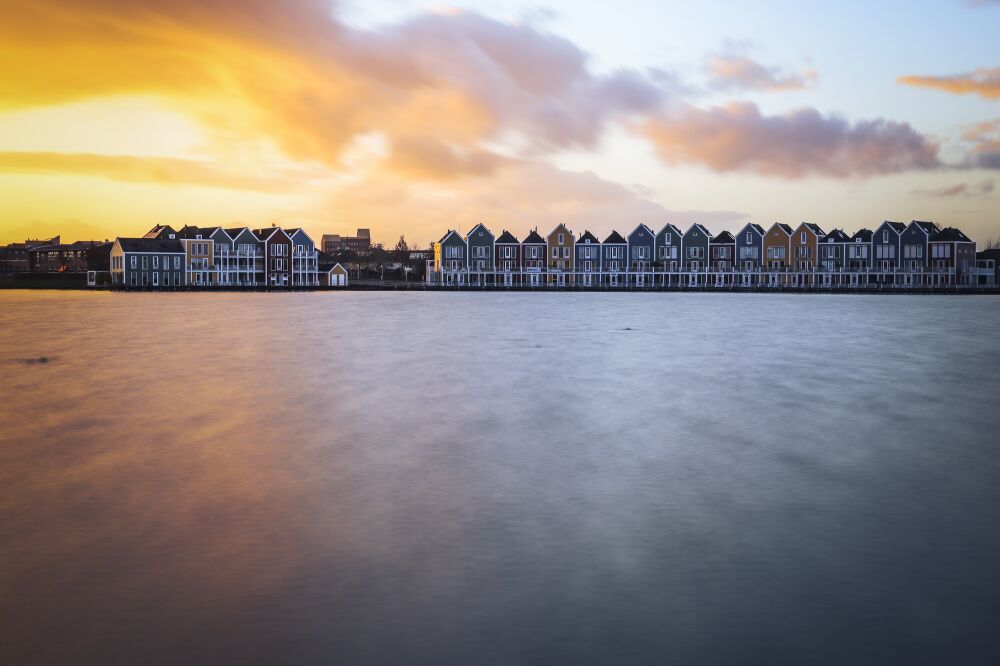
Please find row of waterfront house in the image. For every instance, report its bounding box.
[429,221,996,288]
[110,224,349,288]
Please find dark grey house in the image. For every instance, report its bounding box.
[682,223,712,284]
[930,227,977,286]
[848,229,872,278]
[110,238,186,288]
[520,229,547,286]
[435,229,467,285]
[466,223,495,284]
[900,220,939,281]
[226,227,264,286]
[627,224,655,286]
[601,231,627,286]
[734,222,765,285]
[575,231,601,286]
[818,229,850,285]
[872,220,906,282]
[656,224,684,285]
[495,230,520,285]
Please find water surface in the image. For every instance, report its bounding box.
[2,291,1000,665]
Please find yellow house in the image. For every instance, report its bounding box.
[547,223,574,286]
[322,262,349,287]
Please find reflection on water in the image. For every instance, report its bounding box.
[2,290,1000,665]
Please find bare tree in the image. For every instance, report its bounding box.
[985,236,1000,250]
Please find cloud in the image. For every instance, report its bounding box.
[912,180,995,197]
[643,102,941,178]
[961,119,1000,169]
[898,68,1000,100]
[0,151,308,190]
[705,53,816,92]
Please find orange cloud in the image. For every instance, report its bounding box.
[643,102,941,178]
[898,68,1000,100]
[706,54,816,92]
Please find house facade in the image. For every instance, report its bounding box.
[287,228,320,287]
[929,227,977,286]
[656,224,684,284]
[627,224,655,286]
[899,220,940,285]
[547,223,575,286]
[521,230,547,286]
[682,224,712,285]
[494,231,520,286]
[763,223,792,286]
[255,227,293,287]
[466,223,495,285]
[734,223,765,285]
[872,221,906,283]
[575,231,601,287]
[110,238,186,288]
[790,223,824,287]
[709,231,735,286]
[602,231,627,286]
[434,230,468,285]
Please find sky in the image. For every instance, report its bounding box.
[1,0,998,247]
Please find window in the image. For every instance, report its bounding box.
[445,246,463,259]
[153,256,159,269]
[552,247,559,259]
[130,256,137,269]
[142,273,148,286]
[563,247,570,259]
[664,235,672,245]
[175,272,181,284]
[130,273,136,286]
[558,233,564,244]
[142,256,148,270]
[746,232,751,243]
[504,246,511,258]
[882,231,889,243]
[164,273,170,287]
[174,256,181,269]
[801,232,807,244]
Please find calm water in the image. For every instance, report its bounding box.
[2,290,1000,665]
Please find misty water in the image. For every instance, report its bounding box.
[2,290,1000,665]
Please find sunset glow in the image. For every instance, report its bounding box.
[2,0,997,246]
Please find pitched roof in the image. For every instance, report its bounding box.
[977,248,1000,260]
[852,229,873,242]
[879,220,906,233]
[685,223,713,238]
[176,225,217,239]
[823,229,851,243]
[658,223,683,237]
[496,230,520,244]
[710,230,735,244]
[143,224,176,239]
[578,230,600,244]
[603,231,626,244]
[770,223,793,235]
[466,222,494,238]
[737,223,766,236]
[254,227,290,241]
[115,238,185,253]
[522,229,545,244]
[438,229,464,244]
[909,220,939,235]
[800,222,824,235]
[627,223,654,239]
[931,227,973,243]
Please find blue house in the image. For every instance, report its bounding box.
[435,229,467,285]
[900,220,939,285]
[627,223,655,287]
[818,229,850,286]
[872,220,906,285]
[520,229,547,286]
[575,231,601,287]
[682,224,712,286]
[602,231,627,286]
[734,222,765,286]
[466,223,495,285]
[655,223,684,286]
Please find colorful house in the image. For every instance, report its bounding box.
[709,231,735,286]
[763,223,792,286]
[627,224,655,286]
[601,231,627,286]
[494,230,520,286]
[520,229,546,286]
[226,227,263,286]
[789,222,824,286]
[466,223,495,285]
[734,223,765,286]
[319,259,349,287]
[176,226,216,286]
[655,223,684,285]
[575,231,601,287]
[254,227,293,287]
[286,228,320,287]
[872,221,906,284]
[434,229,467,285]
[110,238,186,288]
[817,229,850,286]
[547,223,574,286]
[899,220,939,285]
[929,227,977,286]
[682,224,712,286]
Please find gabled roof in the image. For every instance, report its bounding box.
[496,230,520,244]
[176,225,218,239]
[931,227,973,243]
[578,230,600,244]
[438,229,465,244]
[797,222,825,236]
[114,237,185,254]
[710,231,735,244]
[876,220,906,234]
[226,227,258,243]
[908,220,940,236]
[823,229,851,243]
[852,229,873,242]
[768,223,793,235]
[736,222,766,237]
[684,223,713,239]
[143,224,176,239]
[547,223,572,241]
[603,231,626,244]
[254,227,292,242]
[466,222,494,239]
[627,223,654,239]
[657,223,683,238]
[521,229,545,244]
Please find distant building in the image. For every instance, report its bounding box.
[1,237,59,272]
[318,253,349,287]
[29,240,111,273]
[321,229,371,255]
